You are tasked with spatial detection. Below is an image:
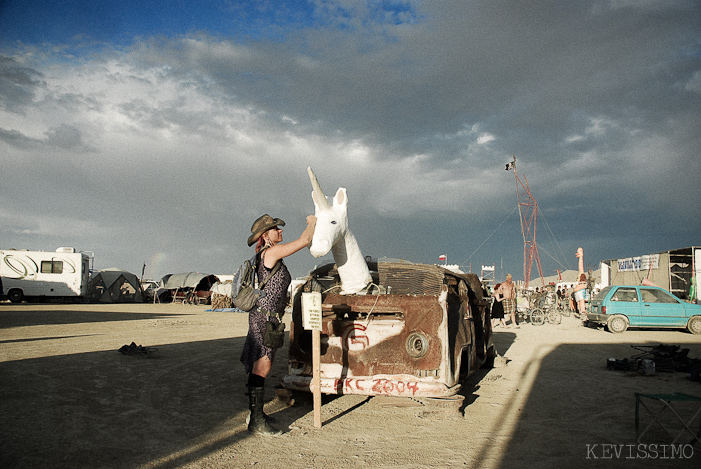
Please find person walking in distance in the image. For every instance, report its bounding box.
[496,274,518,328]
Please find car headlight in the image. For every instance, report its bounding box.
[406,332,429,359]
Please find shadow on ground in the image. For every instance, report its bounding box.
[0,332,313,468]
[4,305,699,468]
[496,339,701,468]
[0,308,187,328]
[460,330,518,406]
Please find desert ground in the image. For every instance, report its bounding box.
[1,302,700,469]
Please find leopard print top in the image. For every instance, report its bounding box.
[256,250,291,316]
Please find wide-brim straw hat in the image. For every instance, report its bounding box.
[247,214,285,246]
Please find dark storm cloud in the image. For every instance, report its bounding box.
[0,55,44,113]
[0,124,90,151]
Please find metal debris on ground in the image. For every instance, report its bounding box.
[606,344,701,381]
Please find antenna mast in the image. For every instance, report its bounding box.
[506,155,544,288]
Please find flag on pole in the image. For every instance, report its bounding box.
[438,254,447,261]
[505,161,515,171]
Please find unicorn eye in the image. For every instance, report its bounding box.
[331,221,337,224]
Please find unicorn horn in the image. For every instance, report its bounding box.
[308,166,330,209]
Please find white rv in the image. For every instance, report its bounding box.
[0,247,91,302]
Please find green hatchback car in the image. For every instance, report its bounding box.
[588,285,701,334]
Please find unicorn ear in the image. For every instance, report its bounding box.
[333,187,347,209]
[311,190,327,211]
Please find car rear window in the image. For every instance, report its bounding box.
[611,287,638,302]
[594,286,612,300]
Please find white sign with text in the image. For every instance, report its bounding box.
[617,254,659,272]
[302,292,323,331]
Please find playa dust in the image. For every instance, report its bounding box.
[1,303,700,468]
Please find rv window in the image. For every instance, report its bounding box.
[41,260,63,274]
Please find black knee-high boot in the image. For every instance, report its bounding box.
[247,386,281,435]
[246,373,275,424]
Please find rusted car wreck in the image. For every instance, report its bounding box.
[283,260,495,398]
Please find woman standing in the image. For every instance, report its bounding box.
[240,213,316,435]
[491,283,507,328]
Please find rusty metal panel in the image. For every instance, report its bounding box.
[377,263,445,295]
[284,261,493,398]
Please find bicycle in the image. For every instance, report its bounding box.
[516,291,547,326]
[522,290,561,326]
[542,290,562,325]
[516,307,542,325]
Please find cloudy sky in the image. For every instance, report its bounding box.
[1,0,699,284]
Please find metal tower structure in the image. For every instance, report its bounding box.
[506,156,544,288]
[480,264,495,291]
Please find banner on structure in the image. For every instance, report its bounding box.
[617,254,659,272]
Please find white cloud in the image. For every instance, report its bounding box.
[477,133,495,145]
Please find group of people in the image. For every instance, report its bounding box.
[490,247,590,328]
[490,273,519,328]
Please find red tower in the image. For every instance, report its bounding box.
[506,156,544,288]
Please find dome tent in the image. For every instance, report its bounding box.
[89,268,143,303]
[158,272,219,304]
[161,272,219,290]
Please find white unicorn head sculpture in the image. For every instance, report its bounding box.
[308,166,372,294]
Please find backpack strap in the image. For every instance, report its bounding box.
[255,247,281,290]
[258,261,281,289]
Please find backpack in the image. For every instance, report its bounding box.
[232,250,280,311]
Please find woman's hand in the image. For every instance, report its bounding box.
[302,215,317,246]
[263,215,318,267]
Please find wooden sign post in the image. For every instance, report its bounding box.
[301,292,323,428]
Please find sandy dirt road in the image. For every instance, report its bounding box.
[1,302,700,468]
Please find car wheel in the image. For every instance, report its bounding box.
[687,316,701,335]
[607,315,628,333]
[530,309,545,326]
[8,289,23,303]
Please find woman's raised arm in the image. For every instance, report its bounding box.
[263,215,316,268]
